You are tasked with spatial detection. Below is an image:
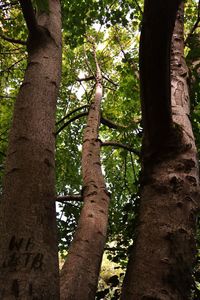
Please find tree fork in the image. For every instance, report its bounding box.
[121,2,199,299]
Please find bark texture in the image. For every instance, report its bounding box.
[121,3,199,300]
[0,1,62,299]
[60,45,110,300]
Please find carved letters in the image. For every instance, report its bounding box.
[3,236,44,271]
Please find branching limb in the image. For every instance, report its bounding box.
[0,57,25,75]
[134,0,143,15]
[77,76,95,82]
[101,116,128,130]
[56,109,130,134]
[101,141,140,156]
[56,111,88,136]
[102,74,119,87]
[56,105,89,126]
[0,34,27,45]
[56,195,82,202]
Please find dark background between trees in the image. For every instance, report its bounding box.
[0,0,200,299]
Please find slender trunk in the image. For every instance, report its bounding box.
[0,1,62,299]
[60,44,110,300]
[121,2,199,300]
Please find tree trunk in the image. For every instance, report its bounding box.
[60,43,110,300]
[121,2,199,300]
[0,1,62,299]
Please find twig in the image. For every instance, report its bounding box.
[56,105,88,126]
[0,95,16,99]
[102,74,119,87]
[0,57,25,74]
[101,116,128,130]
[134,0,143,15]
[56,111,88,136]
[77,76,95,82]
[101,141,140,156]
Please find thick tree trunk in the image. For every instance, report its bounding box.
[60,44,110,300]
[121,2,199,300]
[0,1,62,299]
[139,0,181,153]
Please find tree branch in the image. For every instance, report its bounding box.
[56,111,88,136]
[19,0,38,35]
[56,105,89,126]
[0,34,27,45]
[56,195,82,202]
[77,76,95,82]
[101,141,140,156]
[56,108,130,135]
[0,57,25,75]
[134,0,143,15]
[185,0,200,45]
[114,33,139,80]
[0,95,16,99]
[101,116,128,130]
[0,1,18,10]
[102,74,119,87]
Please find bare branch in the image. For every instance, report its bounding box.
[102,74,119,87]
[0,34,27,45]
[56,105,89,126]
[101,141,140,156]
[0,57,25,74]
[57,110,134,135]
[134,0,143,15]
[101,116,128,130]
[56,111,88,136]
[0,95,16,99]
[56,195,82,202]
[77,76,95,82]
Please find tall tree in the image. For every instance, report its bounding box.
[0,0,62,298]
[121,1,200,299]
[60,40,110,300]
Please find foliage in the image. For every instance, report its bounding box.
[0,0,200,298]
